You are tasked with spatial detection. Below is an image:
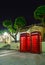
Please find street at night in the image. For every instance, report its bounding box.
[0,50,45,65]
[0,0,45,65]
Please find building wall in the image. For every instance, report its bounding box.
[7,25,44,42]
[27,25,44,40]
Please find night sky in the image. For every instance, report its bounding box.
[0,0,45,30]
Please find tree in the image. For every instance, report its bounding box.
[34,5,45,40]
[3,20,12,28]
[14,17,26,27]
[34,5,45,26]
[3,17,26,42]
[14,17,26,42]
[3,20,16,40]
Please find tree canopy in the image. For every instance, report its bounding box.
[3,17,26,41]
[34,5,45,40]
[34,5,45,20]
[14,17,26,30]
[3,17,26,32]
[3,20,12,28]
[34,5,45,26]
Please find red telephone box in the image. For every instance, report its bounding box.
[20,33,31,52]
[31,31,42,54]
[26,33,31,52]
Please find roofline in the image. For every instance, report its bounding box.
[21,23,45,29]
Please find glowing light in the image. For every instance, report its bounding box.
[3,32,8,36]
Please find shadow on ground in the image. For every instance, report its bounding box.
[0,44,10,50]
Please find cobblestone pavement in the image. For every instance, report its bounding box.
[0,50,45,65]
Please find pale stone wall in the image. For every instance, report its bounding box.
[6,34,11,45]
[31,25,43,39]
[27,25,44,40]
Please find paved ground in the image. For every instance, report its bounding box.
[0,50,45,65]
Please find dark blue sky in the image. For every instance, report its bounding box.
[0,0,45,30]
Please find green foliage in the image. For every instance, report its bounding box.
[14,24,18,30]
[0,30,3,34]
[34,5,45,20]
[14,17,26,29]
[0,29,8,34]
[2,17,26,41]
[8,26,16,33]
[3,17,26,34]
[3,20,12,28]
[3,20,14,33]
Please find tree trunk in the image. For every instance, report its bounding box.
[8,30,19,42]
[14,29,21,42]
[8,28,21,43]
[14,31,18,42]
[8,32,15,40]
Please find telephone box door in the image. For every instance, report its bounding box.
[31,32,41,53]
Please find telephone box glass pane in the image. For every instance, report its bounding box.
[20,36,26,52]
[27,36,31,52]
